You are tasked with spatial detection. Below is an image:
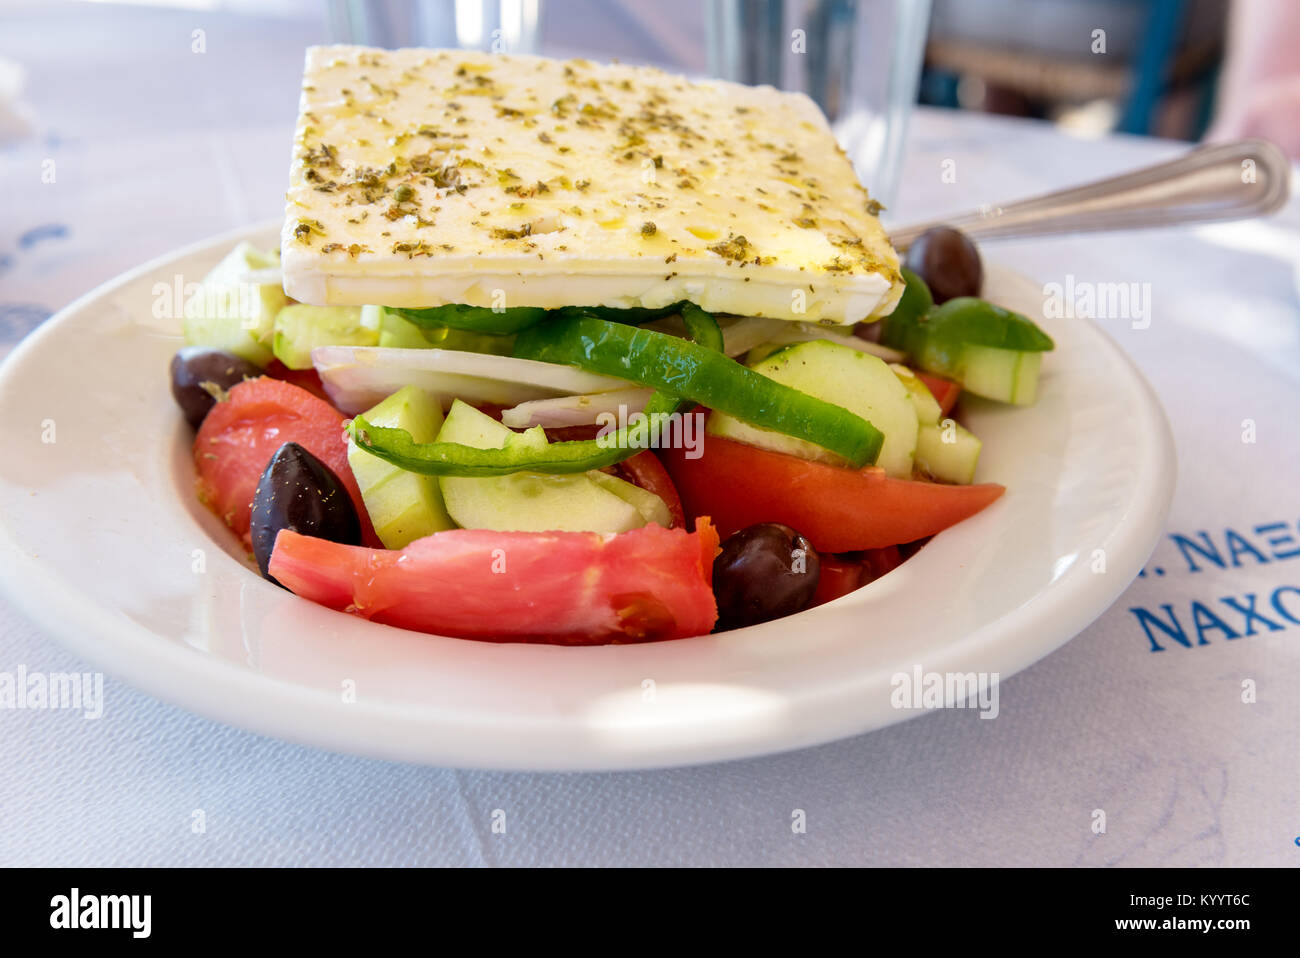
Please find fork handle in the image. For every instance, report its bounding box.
[889,138,1291,250]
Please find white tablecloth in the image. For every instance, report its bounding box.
[2,4,1299,867]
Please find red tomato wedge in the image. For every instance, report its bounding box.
[616,451,686,528]
[810,554,864,607]
[915,371,961,416]
[263,359,331,402]
[810,546,906,607]
[863,544,904,580]
[660,433,1004,552]
[269,519,721,644]
[194,377,378,547]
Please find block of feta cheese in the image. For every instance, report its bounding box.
[281,45,903,324]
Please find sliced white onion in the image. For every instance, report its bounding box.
[312,345,634,416]
[636,314,784,357]
[762,323,906,362]
[720,316,786,356]
[500,387,655,428]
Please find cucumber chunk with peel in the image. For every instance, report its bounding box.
[346,386,455,548]
[589,471,672,528]
[181,242,285,366]
[881,272,1052,406]
[366,305,430,349]
[273,304,376,369]
[915,419,982,485]
[892,364,942,425]
[960,345,1042,405]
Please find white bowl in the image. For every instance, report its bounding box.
[0,222,1174,770]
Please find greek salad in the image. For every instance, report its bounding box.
[169,47,1054,644]
[173,223,1052,643]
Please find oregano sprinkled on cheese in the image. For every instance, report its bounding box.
[707,234,750,262]
[491,225,532,240]
[293,219,326,244]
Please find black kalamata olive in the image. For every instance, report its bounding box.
[712,523,820,631]
[904,226,983,304]
[250,442,362,585]
[170,347,261,428]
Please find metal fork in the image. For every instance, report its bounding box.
[889,139,1291,251]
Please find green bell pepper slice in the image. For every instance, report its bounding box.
[679,302,725,354]
[552,301,691,325]
[394,300,698,336]
[923,297,1055,351]
[348,391,686,478]
[512,314,883,467]
[347,310,723,477]
[880,270,1054,362]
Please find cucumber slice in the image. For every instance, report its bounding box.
[708,340,918,477]
[742,342,791,365]
[960,345,1042,405]
[589,471,672,528]
[347,386,456,548]
[273,304,376,370]
[915,419,982,485]
[436,401,650,533]
[181,242,286,366]
[892,364,941,425]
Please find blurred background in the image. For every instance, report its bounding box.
[3,0,1297,193]
[3,0,1297,149]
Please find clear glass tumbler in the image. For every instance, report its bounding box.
[705,0,932,207]
[326,0,541,54]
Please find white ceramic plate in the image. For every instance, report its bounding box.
[0,222,1174,770]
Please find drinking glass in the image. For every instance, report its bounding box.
[326,0,541,54]
[705,0,932,206]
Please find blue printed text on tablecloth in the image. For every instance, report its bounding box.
[1128,519,1300,652]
